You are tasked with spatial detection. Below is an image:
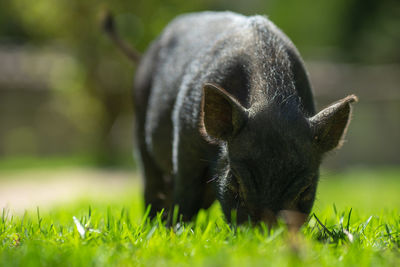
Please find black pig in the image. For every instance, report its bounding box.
[108,11,357,225]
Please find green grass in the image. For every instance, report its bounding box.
[1,168,399,266]
[0,154,137,172]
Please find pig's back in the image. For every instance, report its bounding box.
[134,11,314,172]
[135,11,250,99]
[134,12,255,171]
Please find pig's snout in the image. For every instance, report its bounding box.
[279,210,308,231]
[260,209,307,231]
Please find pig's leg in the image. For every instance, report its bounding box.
[138,137,171,218]
[173,162,208,221]
[171,133,212,221]
[201,170,217,210]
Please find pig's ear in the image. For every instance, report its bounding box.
[200,83,247,141]
[310,95,358,152]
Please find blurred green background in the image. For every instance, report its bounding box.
[0,0,399,170]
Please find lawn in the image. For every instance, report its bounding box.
[0,168,399,266]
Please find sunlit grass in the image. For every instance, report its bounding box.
[0,168,399,266]
[0,154,136,172]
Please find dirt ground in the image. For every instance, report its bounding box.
[0,168,140,213]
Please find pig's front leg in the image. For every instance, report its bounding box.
[171,133,210,221]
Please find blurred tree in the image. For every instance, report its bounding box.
[4,0,135,165]
[0,1,29,43]
[339,0,400,63]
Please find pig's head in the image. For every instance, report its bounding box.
[200,83,357,227]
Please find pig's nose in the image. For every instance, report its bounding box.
[260,209,277,227]
[279,210,308,232]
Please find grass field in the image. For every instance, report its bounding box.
[0,167,399,266]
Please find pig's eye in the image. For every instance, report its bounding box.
[298,185,314,202]
[299,184,311,195]
[292,184,312,203]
